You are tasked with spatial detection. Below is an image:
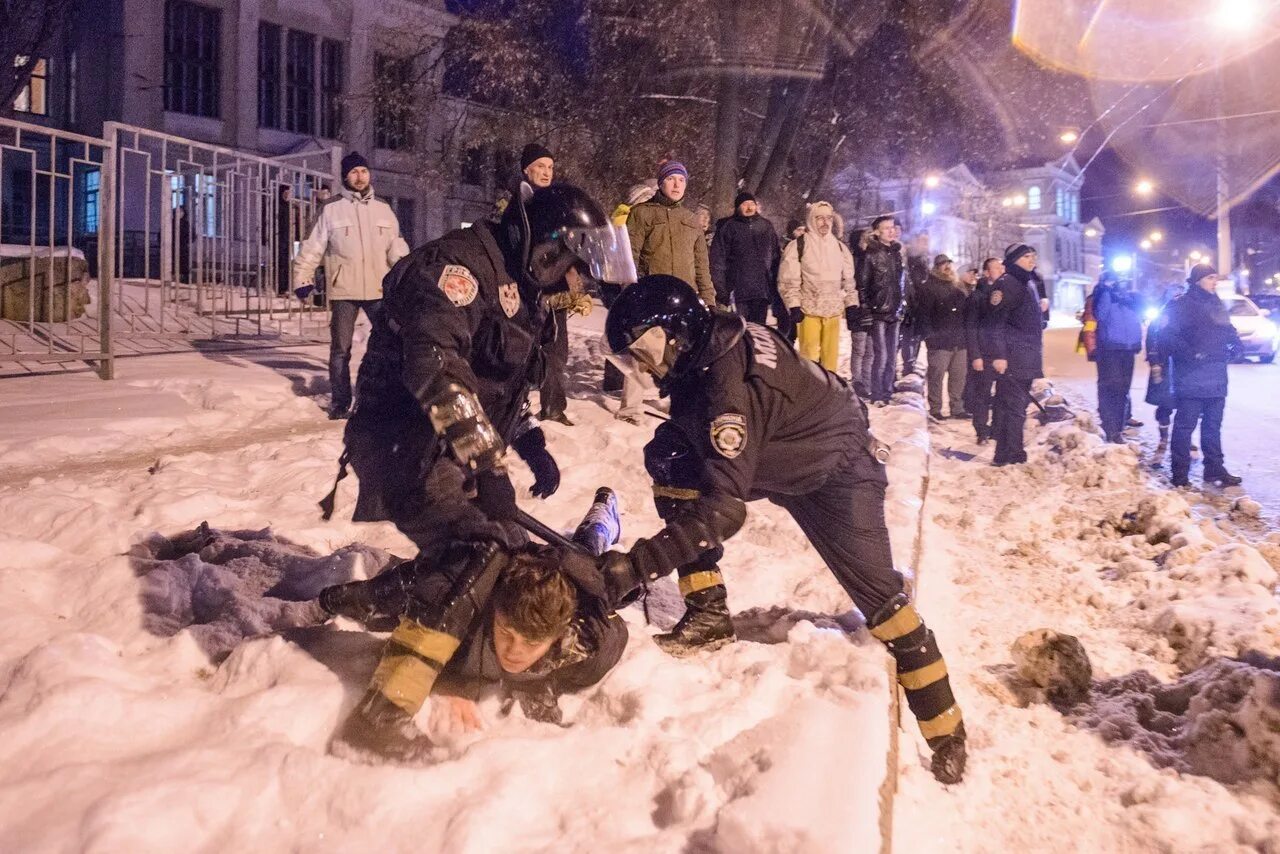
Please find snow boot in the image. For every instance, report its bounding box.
[319,559,415,623]
[1157,424,1169,449]
[655,574,736,656]
[868,593,966,784]
[574,487,622,556]
[1205,468,1243,487]
[331,687,437,764]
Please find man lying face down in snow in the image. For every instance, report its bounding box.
[319,490,627,762]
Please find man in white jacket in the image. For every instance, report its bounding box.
[778,201,858,373]
[293,151,411,419]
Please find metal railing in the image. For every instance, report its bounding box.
[1,117,340,378]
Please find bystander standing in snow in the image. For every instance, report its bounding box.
[963,257,1002,443]
[1164,264,1243,487]
[293,152,410,419]
[778,201,858,373]
[856,215,907,404]
[915,255,971,420]
[710,191,781,324]
[1087,270,1144,443]
[1144,281,1185,448]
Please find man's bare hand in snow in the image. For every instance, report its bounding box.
[430,695,484,736]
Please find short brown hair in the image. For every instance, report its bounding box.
[492,547,578,641]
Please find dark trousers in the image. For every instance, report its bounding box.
[736,298,770,325]
[539,308,570,417]
[992,373,1033,465]
[772,292,796,342]
[329,299,382,412]
[870,320,901,402]
[1096,350,1136,438]
[900,329,921,376]
[1172,396,1226,478]
[600,284,625,393]
[926,346,968,415]
[1156,404,1174,427]
[965,365,996,439]
[771,450,905,619]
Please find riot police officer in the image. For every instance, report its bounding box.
[987,244,1045,466]
[325,183,636,760]
[599,275,967,784]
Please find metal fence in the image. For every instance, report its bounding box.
[0,117,338,378]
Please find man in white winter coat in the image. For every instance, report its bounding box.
[778,201,858,372]
[293,151,411,419]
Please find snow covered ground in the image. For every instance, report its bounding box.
[1,313,1278,851]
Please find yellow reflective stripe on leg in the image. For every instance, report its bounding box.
[898,658,949,691]
[678,570,725,597]
[371,652,438,716]
[869,602,922,642]
[390,617,461,664]
[918,704,964,741]
[653,485,701,500]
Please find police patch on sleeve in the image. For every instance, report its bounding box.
[710,413,748,459]
[990,290,1003,306]
[498,282,521,318]
[438,264,479,307]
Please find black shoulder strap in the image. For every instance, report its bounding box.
[796,234,805,262]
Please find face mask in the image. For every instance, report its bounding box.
[628,326,673,379]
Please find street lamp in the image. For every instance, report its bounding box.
[924,174,941,189]
[1214,0,1262,33]
[1189,250,1204,261]
[1141,239,1153,250]
[1149,231,1164,242]
[1059,129,1079,144]
[922,201,938,216]
[1134,179,1156,196]
[1085,227,1099,238]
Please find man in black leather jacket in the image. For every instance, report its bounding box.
[856,215,906,403]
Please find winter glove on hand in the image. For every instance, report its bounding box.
[511,427,560,499]
[598,551,644,610]
[294,285,315,302]
[474,470,519,521]
[789,307,805,327]
[845,306,861,331]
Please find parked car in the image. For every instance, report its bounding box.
[1249,292,1280,315]
[1223,295,1278,363]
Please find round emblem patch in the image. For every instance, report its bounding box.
[499,282,521,318]
[990,290,1004,307]
[710,413,748,459]
[438,265,478,307]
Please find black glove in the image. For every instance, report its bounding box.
[474,470,519,521]
[511,427,560,499]
[598,551,644,610]
[845,306,861,331]
[789,307,805,326]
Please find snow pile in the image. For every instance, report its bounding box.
[130,523,390,660]
[1074,655,1280,786]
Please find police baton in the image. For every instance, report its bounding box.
[515,508,590,555]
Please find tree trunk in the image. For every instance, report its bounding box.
[757,76,815,204]
[712,1,743,219]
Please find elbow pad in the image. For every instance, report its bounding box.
[427,383,506,473]
[629,494,747,581]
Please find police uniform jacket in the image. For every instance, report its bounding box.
[629,315,871,578]
[344,222,549,522]
[986,268,1045,379]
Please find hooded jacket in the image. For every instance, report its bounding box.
[626,194,715,306]
[293,189,410,301]
[1092,282,1144,353]
[777,203,858,318]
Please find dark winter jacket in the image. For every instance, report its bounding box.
[626,194,716,306]
[1164,285,1242,399]
[343,222,549,523]
[901,255,930,334]
[856,238,905,320]
[1092,283,1144,352]
[627,315,872,581]
[986,266,1045,379]
[710,213,781,304]
[915,272,969,351]
[964,277,995,358]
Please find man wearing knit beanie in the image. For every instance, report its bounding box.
[520,143,554,189]
[985,244,1045,465]
[1162,263,1244,487]
[710,189,780,326]
[294,151,409,418]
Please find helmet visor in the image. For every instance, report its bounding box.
[564,224,637,286]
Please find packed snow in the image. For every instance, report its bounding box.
[1,314,1278,851]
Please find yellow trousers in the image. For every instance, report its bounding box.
[797,314,841,372]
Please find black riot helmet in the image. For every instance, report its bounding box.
[501,182,638,291]
[605,275,713,389]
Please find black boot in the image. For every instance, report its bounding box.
[319,559,415,623]
[655,582,735,656]
[330,688,436,764]
[868,593,966,784]
[1157,424,1169,449]
[1205,468,1243,487]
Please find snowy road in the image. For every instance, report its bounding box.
[1046,326,1280,521]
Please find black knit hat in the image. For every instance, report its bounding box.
[520,142,554,170]
[734,191,756,209]
[340,151,369,178]
[1004,243,1035,265]
[1187,263,1218,285]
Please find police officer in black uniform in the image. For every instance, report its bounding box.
[599,275,967,784]
[986,244,1046,466]
[324,183,636,760]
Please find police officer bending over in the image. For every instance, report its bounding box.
[323,183,636,759]
[599,275,967,784]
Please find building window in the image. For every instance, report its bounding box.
[258,23,281,129]
[1027,185,1041,212]
[82,169,100,233]
[285,31,315,134]
[164,0,221,118]
[374,53,414,151]
[12,56,48,115]
[319,40,343,139]
[387,196,415,245]
[461,146,490,187]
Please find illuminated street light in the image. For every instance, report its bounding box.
[1140,239,1153,250]
[1059,129,1079,144]
[1084,227,1098,238]
[1149,231,1164,242]
[1111,255,1135,274]
[1189,250,1204,261]
[924,174,941,189]
[1134,179,1156,196]
[922,201,938,216]
[1014,194,1028,206]
[1214,0,1262,34]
